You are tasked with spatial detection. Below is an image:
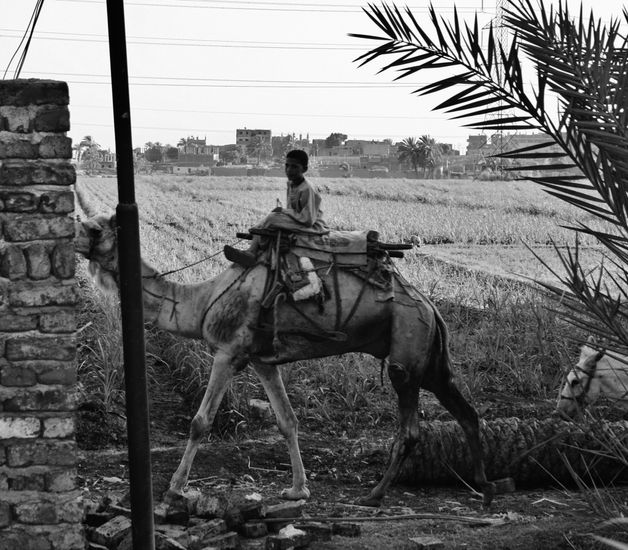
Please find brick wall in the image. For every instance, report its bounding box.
[0,80,83,549]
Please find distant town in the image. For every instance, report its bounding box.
[73,128,563,180]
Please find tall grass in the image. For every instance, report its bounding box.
[75,175,588,439]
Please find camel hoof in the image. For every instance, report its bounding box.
[163,489,184,505]
[280,487,310,500]
[356,495,382,508]
[482,482,496,508]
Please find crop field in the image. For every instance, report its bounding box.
[75,174,628,549]
[75,174,606,405]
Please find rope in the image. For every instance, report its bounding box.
[142,237,241,280]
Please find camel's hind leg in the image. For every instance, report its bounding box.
[252,362,310,500]
[431,378,495,506]
[168,351,236,496]
[359,362,421,507]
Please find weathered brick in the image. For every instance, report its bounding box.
[29,360,76,385]
[0,245,27,279]
[45,469,76,492]
[92,515,132,547]
[0,159,75,186]
[39,190,74,214]
[0,529,50,550]
[9,281,78,307]
[9,472,46,491]
[51,242,75,279]
[0,313,38,332]
[38,136,72,159]
[33,106,69,133]
[1,191,37,212]
[56,494,83,523]
[0,134,37,159]
[13,500,58,524]
[1,385,77,412]
[3,214,74,241]
[42,416,74,438]
[0,276,8,306]
[0,363,37,386]
[0,416,40,438]
[5,335,75,360]
[39,310,75,333]
[0,106,33,132]
[24,242,51,280]
[49,523,84,549]
[0,79,69,106]
[0,501,11,528]
[7,440,76,467]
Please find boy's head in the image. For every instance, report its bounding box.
[285,150,308,181]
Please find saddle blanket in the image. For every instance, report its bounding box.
[291,230,368,266]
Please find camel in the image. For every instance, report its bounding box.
[75,214,495,506]
[557,337,628,418]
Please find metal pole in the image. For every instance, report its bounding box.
[105,1,155,548]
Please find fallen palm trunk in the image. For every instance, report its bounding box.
[355,418,628,486]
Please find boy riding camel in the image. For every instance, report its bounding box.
[224,149,329,267]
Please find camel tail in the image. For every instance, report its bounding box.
[430,303,454,378]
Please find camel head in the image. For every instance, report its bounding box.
[75,214,119,293]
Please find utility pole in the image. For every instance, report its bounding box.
[105,1,156,549]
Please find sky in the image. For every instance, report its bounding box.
[0,0,624,154]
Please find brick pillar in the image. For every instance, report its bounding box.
[0,80,83,549]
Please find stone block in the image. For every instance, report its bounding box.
[91,515,131,548]
[188,518,227,549]
[293,522,332,542]
[49,524,85,550]
[240,521,268,538]
[32,360,77,385]
[0,135,37,159]
[264,500,306,520]
[9,471,46,491]
[196,531,239,550]
[0,80,69,106]
[0,314,38,332]
[0,246,27,280]
[39,310,76,333]
[39,190,74,214]
[0,415,40,438]
[39,136,72,159]
[0,106,32,132]
[51,242,75,279]
[223,507,244,531]
[24,242,51,279]
[33,105,70,132]
[3,214,74,241]
[332,522,361,537]
[409,536,445,549]
[57,493,83,523]
[195,493,227,518]
[239,500,265,521]
[6,335,76,361]
[2,385,77,412]
[0,501,11,528]
[45,469,76,492]
[13,500,58,524]
[1,191,37,212]
[42,416,74,438]
[0,159,75,186]
[266,525,310,550]
[0,363,37,386]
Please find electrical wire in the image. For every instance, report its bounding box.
[3,0,45,79]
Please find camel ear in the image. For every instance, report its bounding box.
[586,335,597,346]
[88,261,118,294]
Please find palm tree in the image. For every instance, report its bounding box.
[350,1,628,354]
[397,137,425,175]
[418,135,442,177]
[77,135,100,174]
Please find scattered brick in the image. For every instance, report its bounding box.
[91,515,131,548]
[266,525,310,550]
[293,521,332,542]
[196,531,240,550]
[494,477,516,494]
[409,535,445,549]
[240,521,268,538]
[332,522,361,537]
[195,492,227,519]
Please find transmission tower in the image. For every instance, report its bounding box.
[477,0,514,174]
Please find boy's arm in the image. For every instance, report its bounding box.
[282,185,320,226]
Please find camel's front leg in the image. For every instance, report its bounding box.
[252,362,310,500]
[168,351,236,495]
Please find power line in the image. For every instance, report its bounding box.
[0,29,365,50]
[3,0,45,79]
[59,0,490,14]
[73,104,448,120]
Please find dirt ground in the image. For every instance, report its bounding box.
[78,415,628,550]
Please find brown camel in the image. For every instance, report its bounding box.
[75,214,495,506]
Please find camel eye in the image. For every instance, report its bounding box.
[570,378,580,387]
